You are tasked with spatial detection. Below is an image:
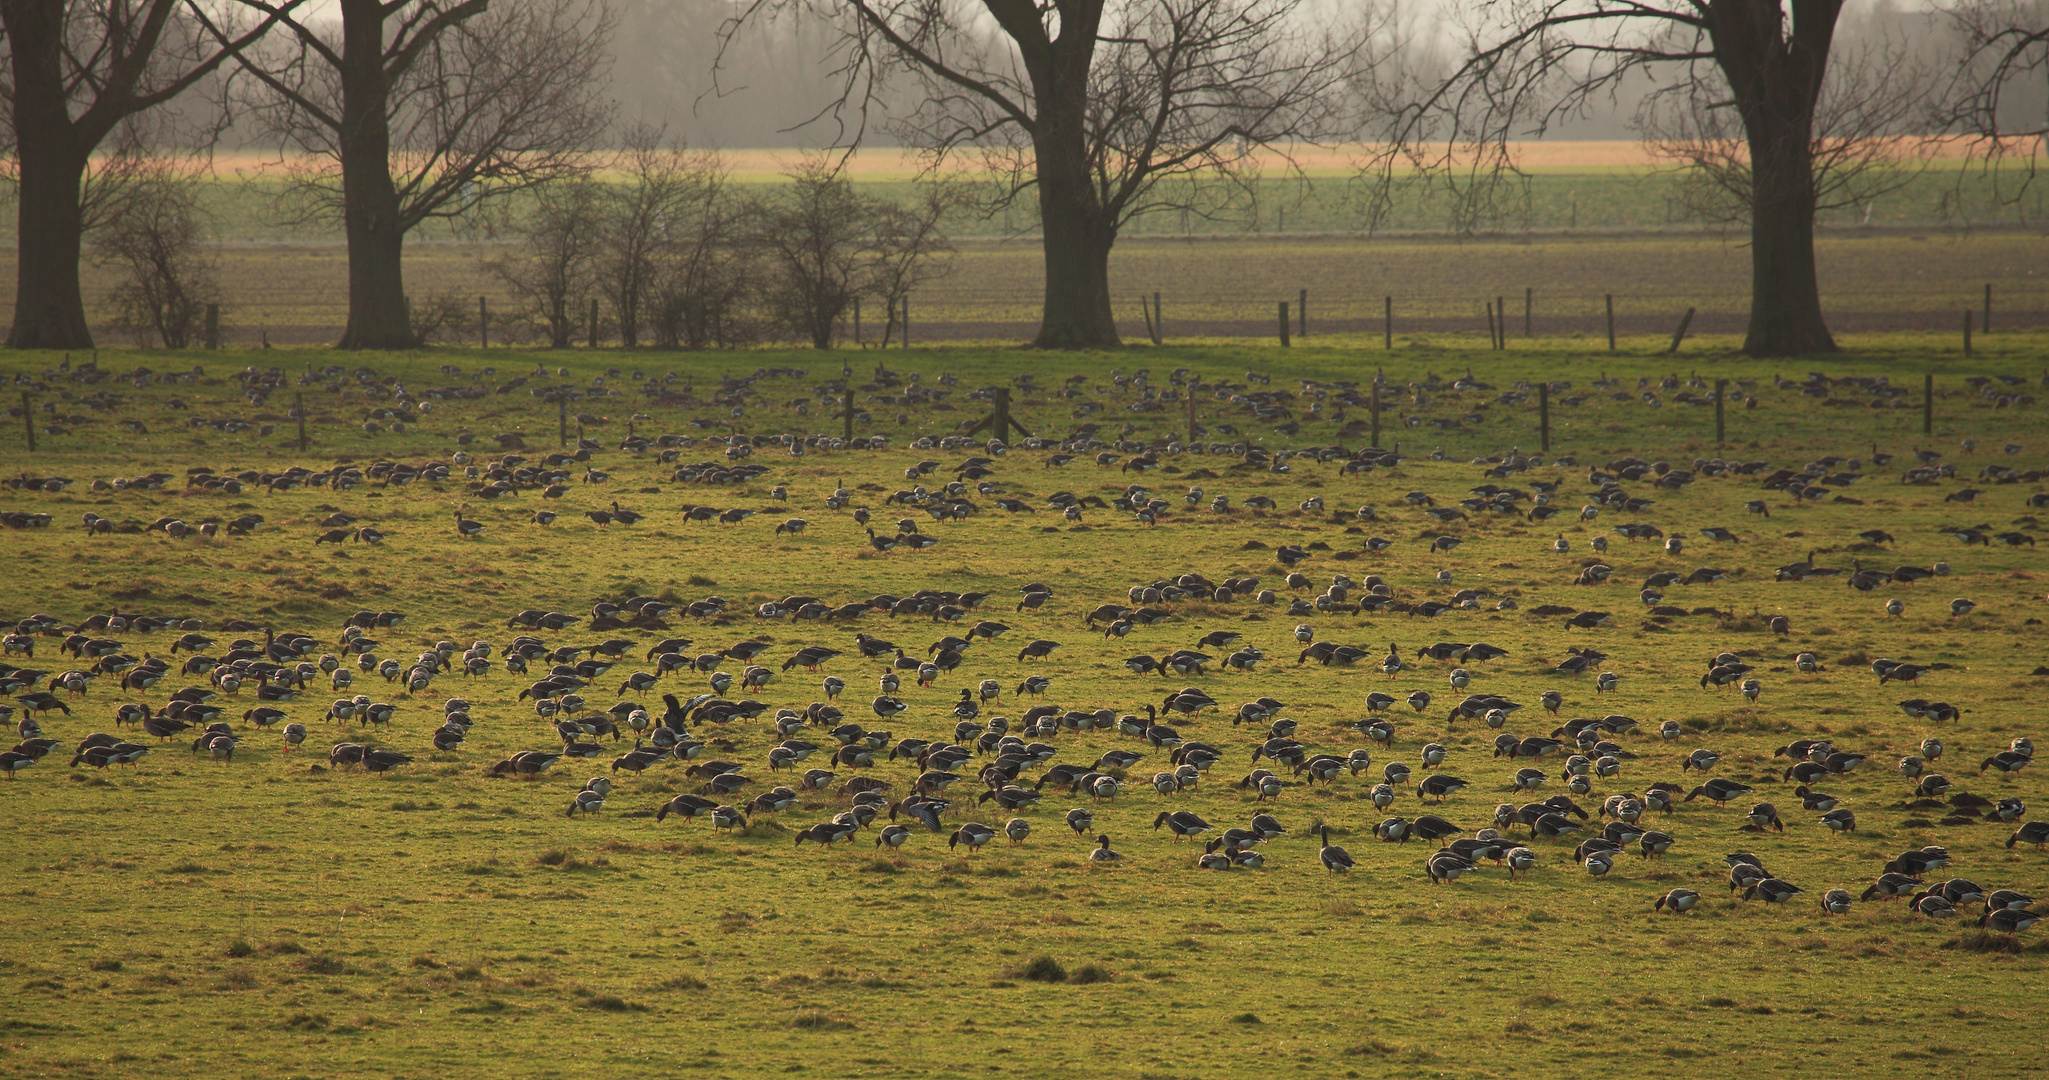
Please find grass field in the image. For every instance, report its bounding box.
[1,338,2047,1079]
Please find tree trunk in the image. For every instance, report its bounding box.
[1711,0,1841,357]
[3,0,95,350]
[335,0,415,349]
[1744,131,1835,356]
[1031,116,1120,349]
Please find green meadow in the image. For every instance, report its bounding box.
[0,334,2045,1079]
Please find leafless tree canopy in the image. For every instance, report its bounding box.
[88,148,221,348]
[1637,35,1940,228]
[750,156,953,349]
[1369,0,1874,355]
[1945,0,2049,197]
[718,0,1366,346]
[216,0,615,232]
[1,0,299,348]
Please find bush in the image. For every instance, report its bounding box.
[1014,956,1067,983]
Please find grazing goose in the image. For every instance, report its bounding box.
[948,822,997,852]
[1685,778,1752,805]
[2007,821,2049,849]
[1317,825,1354,874]
[1981,909,2041,934]
[1743,878,1803,906]
[1818,888,1855,914]
[1154,811,1212,840]
[1656,888,1700,914]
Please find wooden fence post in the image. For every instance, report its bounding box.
[22,392,35,453]
[1278,302,1291,347]
[1924,373,1934,434]
[1984,283,1992,333]
[589,299,599,348]
[1523,287,1532,337]
[204,304,220,350]
[1139,296,1159,345]
[854,297,862,347]
[1486,303,1497,350]
[1298,289,1307,338]
[1714,378,1727,445]
[1154,292,1163,343]
[1963,311,1973,357]
[1370,370,1382,449]
[1538,382,1550,453]
[1666,307,1695,355]
[479,296,488,348]
[1496,296,1505,348]
[296,391,307,452]
[1384,296,1392,350]
[1605,294,1616,352]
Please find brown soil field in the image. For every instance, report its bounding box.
[11,228,2041,347]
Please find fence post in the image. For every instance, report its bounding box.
[854,297,863,347]
[1154,292,1163,344]
[1496,296,1505,348]
[902,295,910,348]
[204,304,220,350]
[1984,283,1992,333]
[1278,302,1291,348]
[589,299,599,348]
[1715,378,1727,445]
[1538,382,1550,453]
[1486,302,1497,350]
[1384,296,1392,350]
[1298,289,1307,338]
[1963,311,1973,357]
[1666,307,1695,355]
[21,392,35,453]
[479,296,488,348]
[1371,369,1383,449]
[296,391,308,452]
[1924,373,1934,434]
[1524,287,1532,337]
[1605,294,1616,352]
[559,396,568,448]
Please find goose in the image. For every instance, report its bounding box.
[1656,888,1700,914]
[1981,909,2041,934]
[1986,889,2035,911]
[2007,821,2049,849]
[1411,814,1462,846]
[1743,878,1802,906]
[1066,808,1096,836]
[1004,817,1032,845]
[1154,811,1212,840]
[1983,797,2024,823]
[1426,850,1475,883]
[1909,892,1958,918]
[1950,597,1976,617]
[1637,830,1674,856]
[1317,825,1354,874]
[796,821,859,846]
[1088,834,1122,862]
[1582,849,1615,876]
[1818,888,1855,914]
[1418,774,1468,802]
[948,822,997,852]
[1686,778,1752,805]
[1818,808,1857,832]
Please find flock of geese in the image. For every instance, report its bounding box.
[2,398,2044,934]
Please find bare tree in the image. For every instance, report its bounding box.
[206,0,616,348]
[0,0,300,349]
[645,170,753,351]
[1944,0,2049,200]
[493,177,603,347]
[89,148,221,348]
[868,183,955,345]
[751,158,877,349]
[1638,35,1939,229]
[593,129,717,348]
[720,0,1361,348]
[1373,0,1883,355]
